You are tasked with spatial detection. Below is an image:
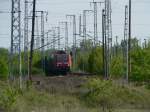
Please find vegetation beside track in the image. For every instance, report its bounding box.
[75,38,150,85]
[0,38,150,84]
[0,76,150,112]
[0,48,9,79]
[0,38,150,112]
[82,78,150,111]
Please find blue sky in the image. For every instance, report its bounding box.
[0,0,150,48]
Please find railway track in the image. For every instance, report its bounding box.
[32,72,94,94]
[69,72,95,76]
[32,72,94,81]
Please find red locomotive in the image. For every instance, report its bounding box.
[45,50,72,75]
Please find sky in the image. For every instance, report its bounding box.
[0,0,150,48]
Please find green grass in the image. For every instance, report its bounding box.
[10,88,100,112]
[0,78,150,112]
[115,109,150,112]
[81,78,150,111]
[0,81,100,112]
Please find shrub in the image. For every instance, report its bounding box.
[82,78,116,111]
[110,56,124,78]
[82,78,150,111]
[0,85,20,111]
[131,48,150,83]
[88,48,103,74]
[0,60,8,79]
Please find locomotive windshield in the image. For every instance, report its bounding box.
[56,54,68,62]
[63,55,68,62]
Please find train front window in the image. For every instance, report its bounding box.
[63,55,68,62]
[56,55,62,62]
[56,54,68,63]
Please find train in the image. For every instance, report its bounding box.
[45,50,72,75]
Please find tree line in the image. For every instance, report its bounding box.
[0,38,150,84]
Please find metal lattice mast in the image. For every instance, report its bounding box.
[10,0,22,87]
[108,0,113,63]
[66,15,76,49]
[60,22,69,51]
[128,0,132,81]
[124,5,129,83]
[41,11,44,52]
[102,9,106,79]
[66,15,76,48]
[66,15,76,68]
[58,27,61,50]
[104,0,109,79]
[36,14,40,49]
[65,22,68,51]
[83,10,86,45]
[90,0,104,46]
[73,15,76,68]
[104,0,112,79]
[45,30,52,50]
[55,27,61,50]
[73,15,77,49]
[115,36,118,56]
[79,15,82,37]
[34,11,45,72]
[94,2,97,46]
[24,0,29,78]
[46,31,49,50]
[52,28,56,50]
[35,11,47,49]
[83,10,93,48]
[41,11,45,72]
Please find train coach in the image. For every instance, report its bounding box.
[45,50,72,75]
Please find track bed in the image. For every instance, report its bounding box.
[32,73,94,94]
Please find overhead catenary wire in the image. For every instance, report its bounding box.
[0,0,150,88]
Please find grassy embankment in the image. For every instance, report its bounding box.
[0,77,150,112]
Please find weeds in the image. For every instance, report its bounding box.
[81,78,150,112]
[0,78,150,112]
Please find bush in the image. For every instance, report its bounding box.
[0,48,8,79]
[76,51,89,72]
[32,67,44,75]
[110,56,124,78]
[131,48,150,82]
[82,78,116,111]
[0,60,8,79]
[88,48,103,74]
[82,78,150,111]
[0,84,20,111]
